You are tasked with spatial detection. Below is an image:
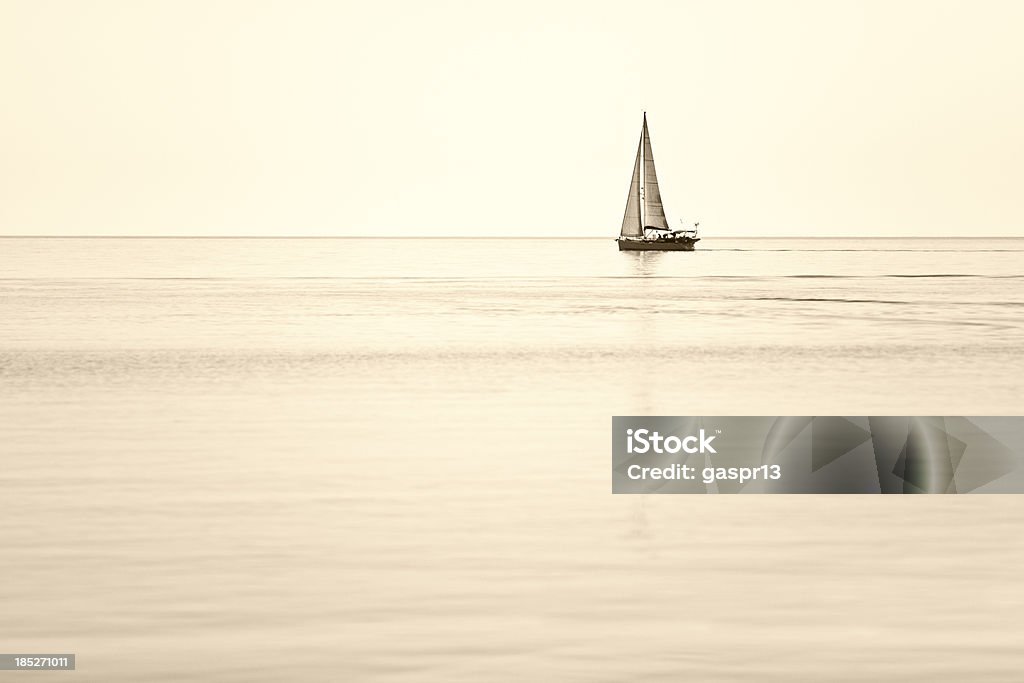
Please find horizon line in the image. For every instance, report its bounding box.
[2,235,1022,240]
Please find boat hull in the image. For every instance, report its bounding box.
[617,238,698,252]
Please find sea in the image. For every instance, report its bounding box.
[1,237,1023,681]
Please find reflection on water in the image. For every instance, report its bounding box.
[623,249,664,276]
[1,238,1023,681]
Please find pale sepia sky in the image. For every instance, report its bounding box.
[1,0,1022,237]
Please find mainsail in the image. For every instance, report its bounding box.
[641,115,669,230]
[619,136,643,238]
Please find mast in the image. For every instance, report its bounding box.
[640,112,646,231]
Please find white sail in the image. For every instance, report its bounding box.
[641,115,669,229]
[620,135,643,238]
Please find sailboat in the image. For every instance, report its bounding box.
[617,113,700,251]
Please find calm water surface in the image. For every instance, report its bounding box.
[2,238,1023,681]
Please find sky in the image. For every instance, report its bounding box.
[1,0,1023,237]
